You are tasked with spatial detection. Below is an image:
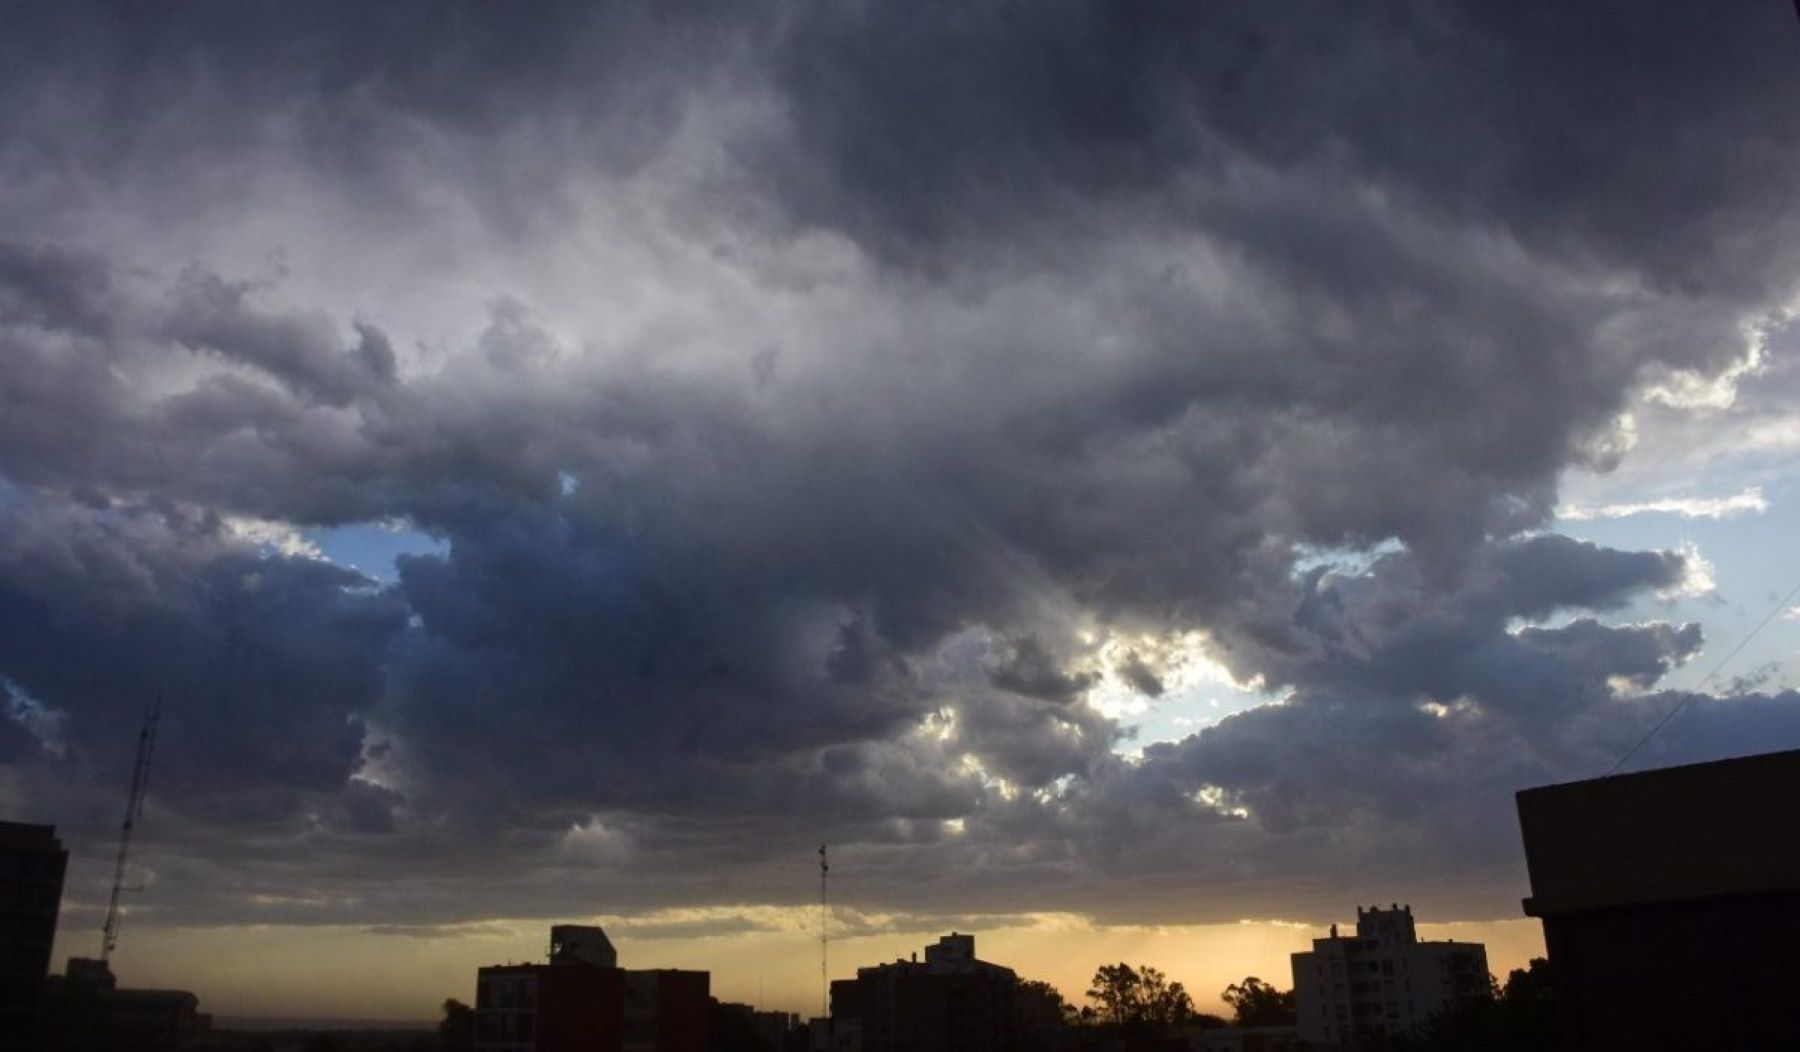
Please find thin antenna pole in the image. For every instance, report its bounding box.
[818,844,829,1020]
[102,698,161,962]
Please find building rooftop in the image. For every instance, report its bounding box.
[0,820,64,851]
[1517,748,1800,916]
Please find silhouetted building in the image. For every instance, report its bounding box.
[1291,905,1486,1049]
[625,969,710,1052]
[42,958,209,1052]
[475,926,709,1052]
[715,1001,798,1051]
[0,821,67,1047]
[1517,749,1800,1048]
[829,932,1057,1052]
[749,1008,798,1050]
[477,960,625,1052]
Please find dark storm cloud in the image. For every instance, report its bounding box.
[2,0,1798,931]
[774,1,1800,302]
[0,493,407,800]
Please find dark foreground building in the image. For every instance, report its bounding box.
[42,958,210,1052]
[1517,748,1800,1049]
[0,821,67,1047]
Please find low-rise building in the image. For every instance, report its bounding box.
[475,926,708,1052]
[476,960,625,1052]
[830,932,1058,1052]
[624,969,710,1052]
[715,1001,799,1051]
[42,958,210,1052]
[1290,905,1486,1049]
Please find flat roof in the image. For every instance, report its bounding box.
[1517,749,1800,916]
[0,820,64,850]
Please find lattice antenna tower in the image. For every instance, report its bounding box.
[818,844,829,1019]
[101,698,161,962]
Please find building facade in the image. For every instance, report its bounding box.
[716,1001,798,1051]
[829,932,1059,1052]
[0,821,67,1046]
[1517,748,1800,1048]
[475,926,708,1052]
[476,961,625,1052]
[1291,905,1487,1049]
[624,969,710,1052]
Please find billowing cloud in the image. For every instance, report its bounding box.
[3,0,1799,944]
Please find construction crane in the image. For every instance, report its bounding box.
[818,844,829,1020]
[101,699,161,962]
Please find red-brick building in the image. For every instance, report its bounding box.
[475,927,709,1052]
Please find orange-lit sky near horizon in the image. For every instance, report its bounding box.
[57,914,1546,1024]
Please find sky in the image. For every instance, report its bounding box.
[5,0,1800,1023]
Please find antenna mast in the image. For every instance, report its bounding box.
[818,844,829,1019]
[101,699,161,962]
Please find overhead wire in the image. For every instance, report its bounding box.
[1606,574,1800,776]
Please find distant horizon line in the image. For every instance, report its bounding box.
[211,1016,436,1032]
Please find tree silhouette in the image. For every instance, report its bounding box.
[1140,966,1196,1027]
[1017,978,1079,1026]
[1380,958,1559,1051]
[1087,963,1142,1027]
[439,998,475,1052]
[1086,963,1195,1030]
[1221,976,1297,1026]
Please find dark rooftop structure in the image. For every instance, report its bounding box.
[1516,748,1800,1049]
[43,958,210,1052]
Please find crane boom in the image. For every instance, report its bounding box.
[101,699,160,962]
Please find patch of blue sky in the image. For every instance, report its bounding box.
[1289,538,1405,578]
[306,520,448,582]
[1551,470,1800,696]
[1122,679,1281,757]
[1096,637,1284,757]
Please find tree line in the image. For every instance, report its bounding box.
[1013,965,1297,1033]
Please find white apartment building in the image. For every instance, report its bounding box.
[1291,904,1488,1049]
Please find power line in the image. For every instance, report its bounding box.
[1607,576,1800,776]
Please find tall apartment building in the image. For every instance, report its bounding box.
[1291,905,1487,1049]
[0,821,68,1045]
[475,925,709,1052]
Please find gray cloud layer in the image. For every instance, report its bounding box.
[3,1,1798,932]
